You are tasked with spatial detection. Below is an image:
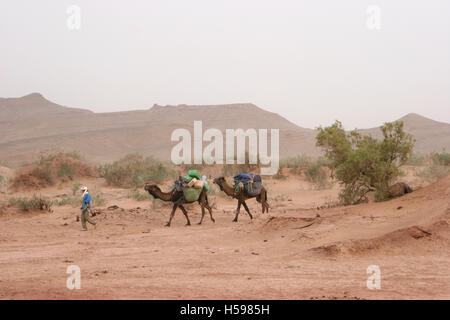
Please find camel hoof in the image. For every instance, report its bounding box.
[197,222,202,225]
[232,219,237,222]
[185,223,191,226]
[165,223,170,227]
[212,219,215,223]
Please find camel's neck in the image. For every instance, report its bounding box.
[219,181,236,196]
[147,188,174,202]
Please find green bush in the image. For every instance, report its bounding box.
[279,155,330,188]
[57,161,74,178]
[416,162,450,182]
[92,194,106,207]
[304,164,328,189]
[316,120,414,204]
[9,194,53,211]
[431,152,450,166]
[38,151,81,163]
[280,154,311,172]
[99,154,176,188]
[64,150,82,160]
[316,156,332,167]
[272,170,288,180]
[72,182,82,195]
[405,153,427,166]
[53,196,81,207]
[32,163,54,185]
[54,192,105,207]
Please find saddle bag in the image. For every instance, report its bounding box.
[183,187,202,202]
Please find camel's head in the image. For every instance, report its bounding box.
[144,183,160,193]
[213,177,226,190]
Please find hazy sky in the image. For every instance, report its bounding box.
[1,0,449,129]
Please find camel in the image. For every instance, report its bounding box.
[387,182,413,199]
[144,182,214,227]
[213,176,269,222]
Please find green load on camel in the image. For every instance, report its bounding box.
[180,170,210,202]
[182,169,200,183]
[183,187,203,202]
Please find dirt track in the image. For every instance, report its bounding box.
[0,175,449,299]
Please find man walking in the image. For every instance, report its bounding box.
[80,186,96,231]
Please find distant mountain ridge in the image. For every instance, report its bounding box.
[0,93,448,166]
[360,113,450,154]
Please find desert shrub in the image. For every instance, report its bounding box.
[416,162,450,182]
[316,120,414,204]
[304,164,328,189]
[99,153,176,188]
[9,194,53,212]
[37,150,81,163]
[280,155,330,188]
[280,154,311,173]
[272,170,288,180]
[12,152,96,190]
[316,156,332,167]
[431,152,450,166]
[128,189,153,201]
[32,163,54,185]
[53,196,81,207]
[92,194,106,206]
[57,161,74,178]
[0,160,9,167]
[54,192,105,207]
[72,182,82,195]
[64,150,82,160]
[405,153,427,166]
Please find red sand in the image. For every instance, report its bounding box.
[0,175,449,299]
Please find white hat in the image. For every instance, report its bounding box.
[80,186,88,192]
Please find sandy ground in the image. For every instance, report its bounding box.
[0,173,449,300]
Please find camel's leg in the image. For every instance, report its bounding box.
[264,191,269,213]
[260,189,269,213]
[204,196,215,222]
[256,193,264,213]
[178,204,191,226]
[198,204,205,225]
[197,194,207,225]
[262,192,266,213]
[206,204,215,223]
[242,201,253,219]
[233,200,242,222]
[166,203,178,227]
